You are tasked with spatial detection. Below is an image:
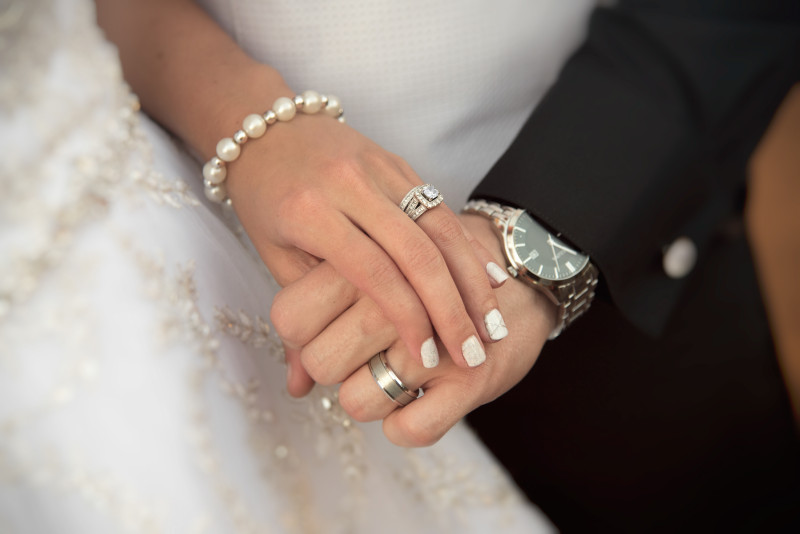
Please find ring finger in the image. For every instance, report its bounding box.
[337,340,442,423]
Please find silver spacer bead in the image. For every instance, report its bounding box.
[321,95,329,105]
[293,94,304,109]
[337,116,347,124]
[263,110,277,125]
[233,129,248,144]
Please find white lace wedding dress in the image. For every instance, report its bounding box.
[0,1,592,532]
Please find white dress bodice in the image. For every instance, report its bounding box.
[197,0,594,208]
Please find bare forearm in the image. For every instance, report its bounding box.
[95,0,292,159]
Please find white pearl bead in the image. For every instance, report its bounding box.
[216,137,240,162]
[301,90,323,114]
[323,95,342,117]
[242,114,267,138]
[205,183,228,203]
[202,160,227,184]
[337,116,346,124]
[273,97,296,121]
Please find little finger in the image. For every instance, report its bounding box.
[284,344,314,398]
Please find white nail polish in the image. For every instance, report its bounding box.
[486,262,510,285]
[421,337,439,368]
[485,309,509,341]
[462,335,486,367]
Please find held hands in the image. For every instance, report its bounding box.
[271,214,556,446]
[95,0,526,423]
[220,94,552,445]
[226,112,504,369]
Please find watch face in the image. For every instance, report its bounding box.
[509,212,589,281]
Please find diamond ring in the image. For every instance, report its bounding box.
[399,184,444,221]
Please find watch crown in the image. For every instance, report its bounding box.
[507,265,518,278]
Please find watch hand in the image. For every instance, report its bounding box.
[551,240,578,255]
[547,234,560,266]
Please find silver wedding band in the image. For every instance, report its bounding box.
[399,184,444,221]
[368,351,421,406]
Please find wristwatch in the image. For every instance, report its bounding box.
[463,199,598,338]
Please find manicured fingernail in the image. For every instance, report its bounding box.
[486,262,510,285]
[462,335,486,367]
[484,308,508,341]
[421,337,439,368]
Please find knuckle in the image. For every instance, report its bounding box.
[390,154,414,175]
[363,254,400,294]
[286,188,317,213]
[300,344,335,385]
[269,291,304,345]
[357,303,386,337]
[394,416,440,448]
[362,148,395,173]
[437,300,469,333]
[463,230,481,249]
[276,189,322,235]
[378,292,423,335]
[337,383,372,422]
[319,156,367,190]
[402,240,446,277]
[430,216,464,249]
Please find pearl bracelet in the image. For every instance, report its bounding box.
[202,90,345,204]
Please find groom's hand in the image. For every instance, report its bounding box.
[271,214,556,446]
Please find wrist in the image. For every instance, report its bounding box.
[462,200,597,338]
[195,63,294,160]
[203,89,346,203]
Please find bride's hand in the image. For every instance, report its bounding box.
[271,214,557,445]
[229,114,505,369]
[96,0,502,368]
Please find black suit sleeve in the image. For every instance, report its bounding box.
[471,0,800,335]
